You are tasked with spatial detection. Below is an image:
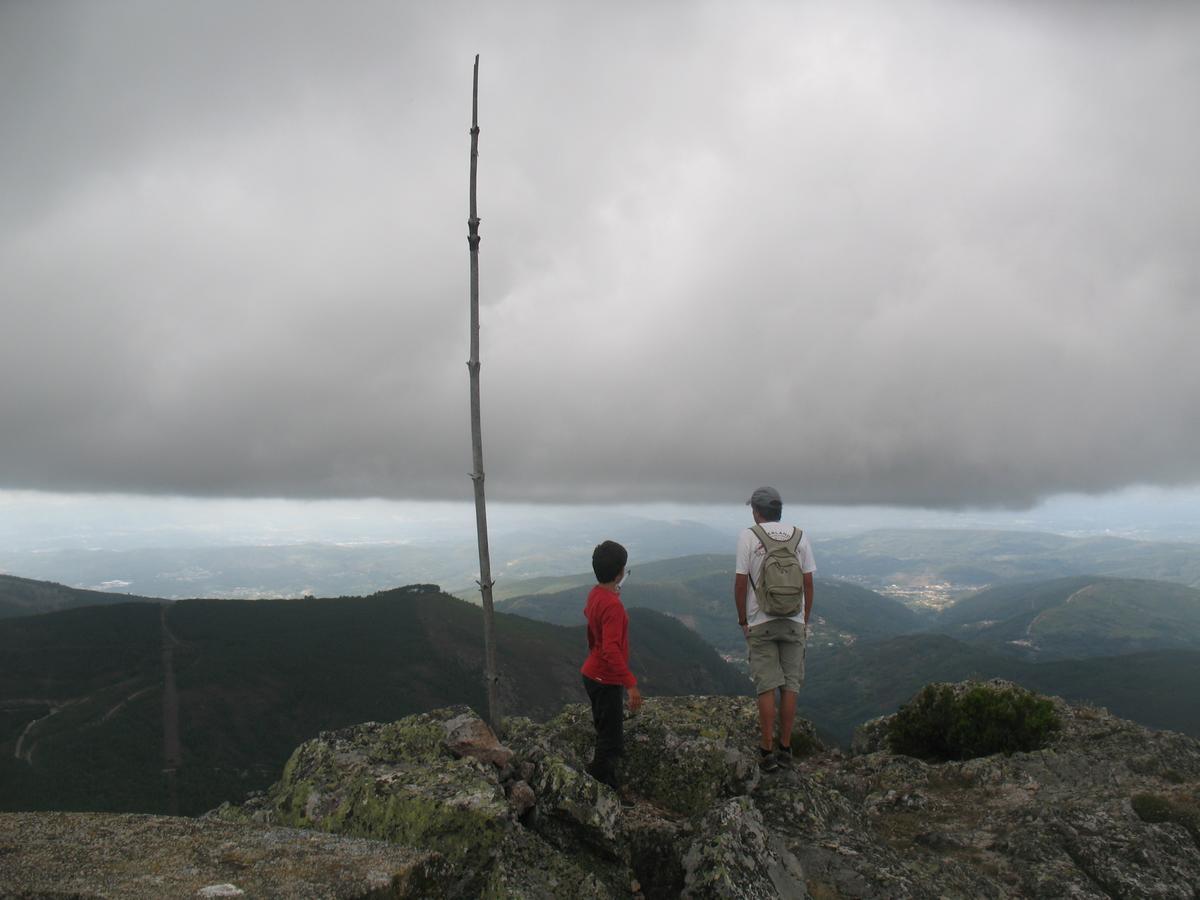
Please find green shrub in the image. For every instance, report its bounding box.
[788,726,823,759]
[1132,793,1200,847]
[1131,792,1173,823]
[887,683,1060,762]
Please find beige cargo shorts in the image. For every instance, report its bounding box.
[747,618,806,695]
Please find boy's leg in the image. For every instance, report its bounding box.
[583,677,624,789]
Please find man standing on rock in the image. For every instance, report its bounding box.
[581,539,642,800]
[734,487,816,772]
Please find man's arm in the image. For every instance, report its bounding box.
[803,572,814,624]
[734,573,750,638]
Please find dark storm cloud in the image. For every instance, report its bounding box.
[2,1,1199,507]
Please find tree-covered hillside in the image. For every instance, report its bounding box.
[802,633,1200,745]
[0,584,746,817]
[934,576,1200,659]
[0,573,156,618]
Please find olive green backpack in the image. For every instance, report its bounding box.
[749,524,805,617]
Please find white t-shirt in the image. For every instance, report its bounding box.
[735,523,816,627]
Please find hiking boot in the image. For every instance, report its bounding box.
[758,749,779,773]
[775,746,794,769]
[618,789,637,810]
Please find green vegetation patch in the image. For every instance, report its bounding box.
[887,682,1060,762]
[1132,792,1200,848]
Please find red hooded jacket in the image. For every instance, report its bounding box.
[580,585,637,688]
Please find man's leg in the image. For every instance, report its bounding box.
[776,620,807,760]
[778,689,798,748]
[748,623,786,770]
[757,690,777,751]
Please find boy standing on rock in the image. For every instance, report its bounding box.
[734,487,816,772]
[581,540,642,796]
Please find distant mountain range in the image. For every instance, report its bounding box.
[0,584,745,816]
[5,530,1200,815]
[489,556,1200,745]
[492,555,924,659]
[0,573,157,618]
[934,575,1200,660]
[0,516,733,602]
[4,525,1197,607]
[815,528,1200,589]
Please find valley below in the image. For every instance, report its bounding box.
[3,526,1200,821]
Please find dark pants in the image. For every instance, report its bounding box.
[582,675,624,790]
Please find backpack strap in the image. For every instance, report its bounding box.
[752,524,802,551]
[783,528,803,553]
[750,524,773,548]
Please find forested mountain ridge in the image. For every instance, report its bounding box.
[0,584,745,816]
[934,576,1200,660]
[0,572,156,618]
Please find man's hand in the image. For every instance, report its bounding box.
[627,685,643,713]
[740,621,750,639]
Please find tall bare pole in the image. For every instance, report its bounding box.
[467,54,501,729]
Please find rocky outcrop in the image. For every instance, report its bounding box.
[4,684,1200,898]
[831,681,1200,898]
[0,811,448,899]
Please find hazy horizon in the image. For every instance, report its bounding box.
[4,485,1200,557]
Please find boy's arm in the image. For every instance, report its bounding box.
[627,683,642,712]
[803,572,815,625]
[599,604,637,688]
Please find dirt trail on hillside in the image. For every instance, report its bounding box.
[161,603,182,815]
[14,707,60,764]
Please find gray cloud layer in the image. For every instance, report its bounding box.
[3,1,1199,507]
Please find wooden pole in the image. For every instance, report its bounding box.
[467,54,501,729]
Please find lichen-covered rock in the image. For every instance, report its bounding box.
[18,687,1200,900]
[522,696,763,817]
[0,811,449,899]
[525,750,622,851]
[260,716,511,865]
[813,684,1200,898]
[212,705,519,894]
[478,828,630,899]
[850,714,891,756]
[506,779,536,817]
[442,708,514,768]
[681,797,808,898]
[623,696,763,815]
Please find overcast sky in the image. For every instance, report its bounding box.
[3,1,1199,509]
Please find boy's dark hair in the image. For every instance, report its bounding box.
[592,540,628,584]
[753,504,783,523]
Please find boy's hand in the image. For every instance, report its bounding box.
[627,685,643,713]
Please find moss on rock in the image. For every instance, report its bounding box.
[223,707,515,881]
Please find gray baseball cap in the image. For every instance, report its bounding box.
[746,486,783,509]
